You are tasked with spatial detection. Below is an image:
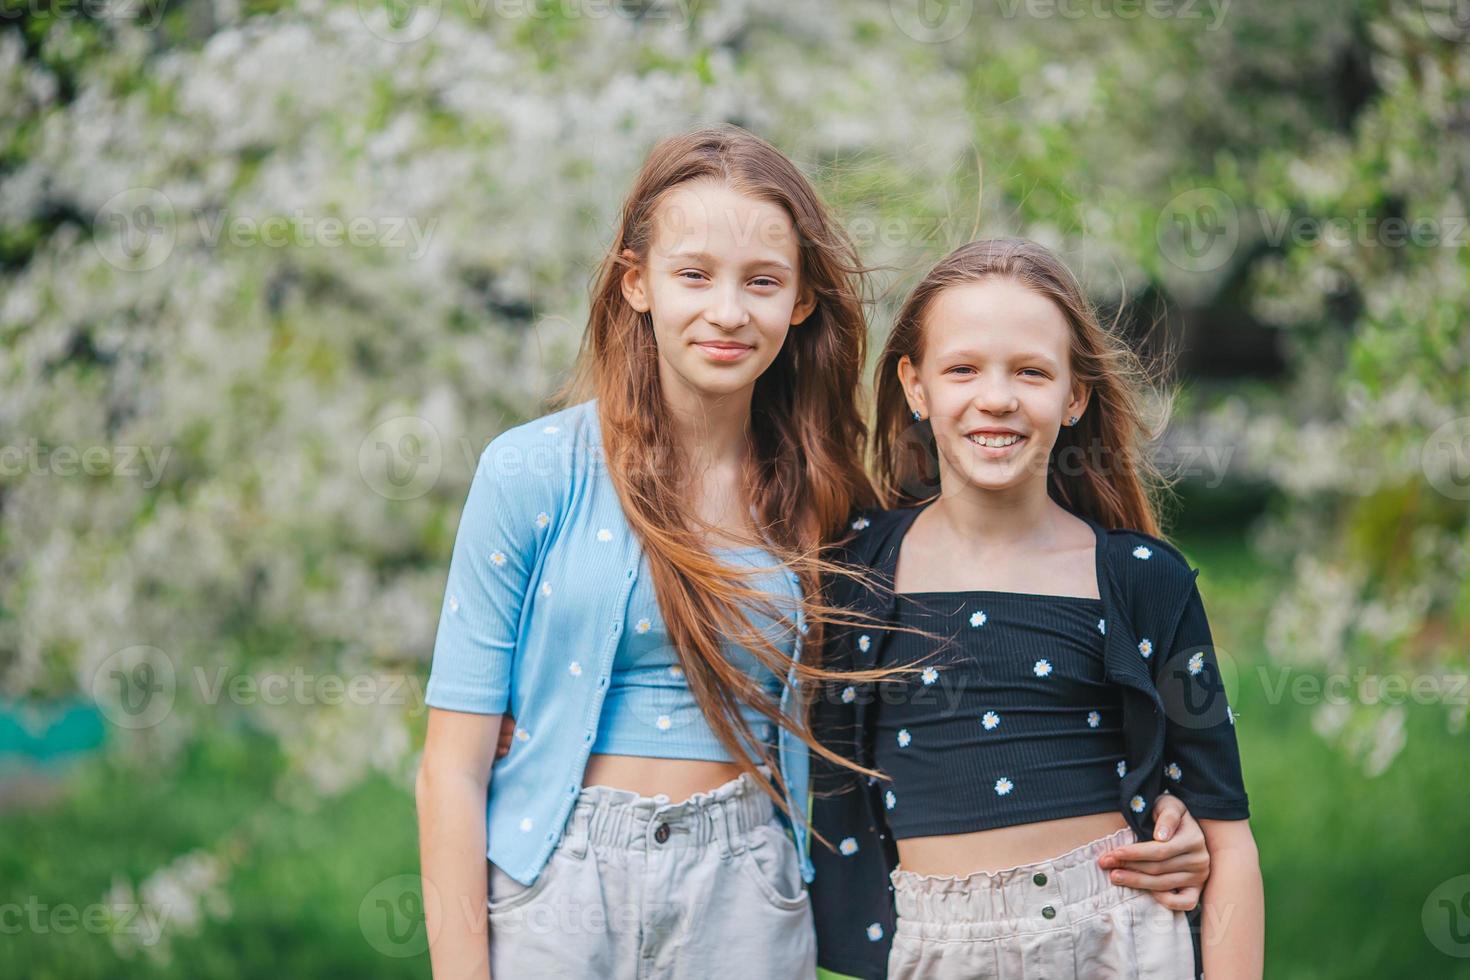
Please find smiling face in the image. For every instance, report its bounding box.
[897,277,1089,494]
[619,179,815,407]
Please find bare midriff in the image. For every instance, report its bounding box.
[582,754,751,803]
[895,810,1128,877]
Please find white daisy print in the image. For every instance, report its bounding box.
[596,528,612,542]
[489,551,508,567]
[542,425,560,434]
[1087,711,1101,728]
[1129,795,1146,813]
[970,610,988,628]
[539,582,552,597]
[635,618,652,634]
[1097,618,1106,635]
[921,667,939,685]
[852,516,871,531]
[519,817,534,831]
[568,661,582,676]
[1033,659,1053,678]
[858,634,871,653]
[534,512,550,529]
[1165,762,1183,782]
[668,664,683,678]
[1116,760,1127,778]
[839,837,859,856]
[1132,545,1153,560]
[1188,651,1206,676]
[866,923,884,942]
[447,594,459,613]
[515,728,530,742]
[897,729,912,748]
[994,777,1014,796]
[981,711,1001,731]
[841,686,856,704]
[655,715,672,731]
[1138,638,1153,660]
[884,790,896,810]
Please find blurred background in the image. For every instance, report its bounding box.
[2,0,1468,976]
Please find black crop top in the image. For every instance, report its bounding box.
[872,589,1129,839]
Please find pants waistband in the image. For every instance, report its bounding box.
[566,766,776,858]
[891,826,1139,937]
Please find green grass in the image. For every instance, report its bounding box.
[3,531,1467,977]
[0,734,424,979]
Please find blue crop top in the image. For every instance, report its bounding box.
[591,545,801,763]
[872,589,1128,839]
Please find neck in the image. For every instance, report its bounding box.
[659,369,755,475]
[930,467,1060,550]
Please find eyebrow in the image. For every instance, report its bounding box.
[664,251,793,273]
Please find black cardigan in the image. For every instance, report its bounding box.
[808,502,1249,980]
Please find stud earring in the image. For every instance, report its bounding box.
[1066,415,1079,426]
[912,409,924,421]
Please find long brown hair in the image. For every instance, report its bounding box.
[873,237,1176,536]
[556,125,906,829]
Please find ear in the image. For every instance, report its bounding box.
[1067,382,1091,425]
[897,355,927,419]
[790,285,818,327]
[619,249,651,314]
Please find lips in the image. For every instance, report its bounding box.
[693,340,754,362]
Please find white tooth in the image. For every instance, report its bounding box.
[968,433,1021,448]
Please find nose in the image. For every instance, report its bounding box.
[704,281,750,331]
[973,371,1019,415]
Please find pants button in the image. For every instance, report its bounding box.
[1041,905,1057,919]
[1033,872,1048,886]
[654,823,670,844]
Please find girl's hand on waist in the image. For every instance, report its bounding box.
[1095,793,1210,911]
[495,715,515,760]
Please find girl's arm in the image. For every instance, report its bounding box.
[1150,571,1259,970]
[1198,818,1264,980]
[417,707,500,980]
[418,427,565,977]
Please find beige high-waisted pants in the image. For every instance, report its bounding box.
[887,826,1195,979]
